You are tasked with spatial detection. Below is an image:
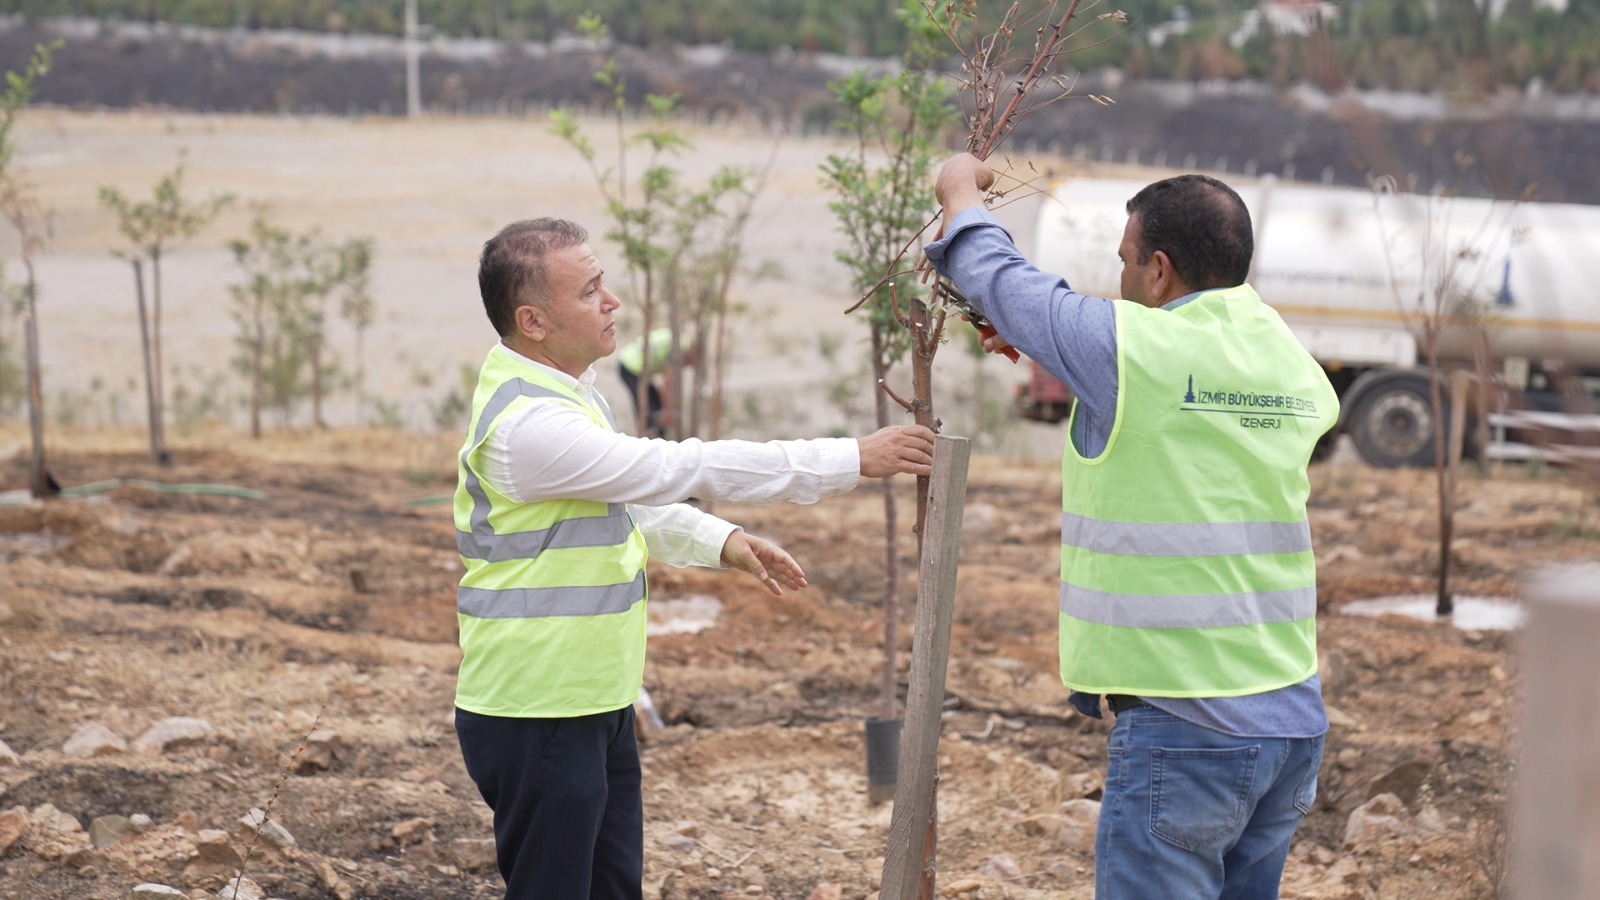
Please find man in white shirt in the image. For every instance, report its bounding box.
[453,217,936,900]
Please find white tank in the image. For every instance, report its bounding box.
[1034,176,1600,373]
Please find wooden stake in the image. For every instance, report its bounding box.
[881,435,971,900]
[1514,565,1600,900]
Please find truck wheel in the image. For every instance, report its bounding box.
[1349,376,1437,468]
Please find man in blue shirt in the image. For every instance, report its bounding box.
[926,153,1329,900]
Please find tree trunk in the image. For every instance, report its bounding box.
[1429,344,1454,617]
[150,249,169,465]
[908,297,937,549]
[354,326,366,427]
[131,259,166,465]
[250,310,264,440]
[22,266,54,498]
[635,275,655,439]
[872,325,900,722]
[311,331,325,430]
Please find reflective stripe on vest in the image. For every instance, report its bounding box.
[1061,511,1313,558]
[459,571,648,619]
[1057,284,1338,698]
[1060,583,1317,629]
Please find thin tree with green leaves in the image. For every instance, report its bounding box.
[100,158,233,464]
[303,234,373,429]
[229,212,310,439]
[822,0,960,738]
[228,211,373,435]
[0,41,60,498]
[551,15,766,442]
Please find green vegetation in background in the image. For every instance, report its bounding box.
[100,157,234,465]
[551,14,765,443]
[227,210,374,437]
[4,0,1597,91]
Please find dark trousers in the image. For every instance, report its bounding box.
[455,706,643,900]
[617,365,664,439]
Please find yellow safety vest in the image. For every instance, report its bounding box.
[1058,285,1339,697]
[453,348,650,718]
[618,327,679,376]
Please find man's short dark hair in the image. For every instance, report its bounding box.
[478,218,588,336]
[1125,175,1253,290]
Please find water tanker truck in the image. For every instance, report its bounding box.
[1016,175,1600,467]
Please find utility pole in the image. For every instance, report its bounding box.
[405,0,421,118]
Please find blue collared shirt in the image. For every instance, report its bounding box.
[925,206,1326,738]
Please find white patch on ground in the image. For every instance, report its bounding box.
[647,594,724,636]
[1338,594,1526,631]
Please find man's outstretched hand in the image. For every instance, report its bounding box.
[858,425,937,478]
[721,530,808,596]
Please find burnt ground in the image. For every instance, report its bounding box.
[2,431,1597,898]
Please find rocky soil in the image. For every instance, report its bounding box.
[2,430,1596,899]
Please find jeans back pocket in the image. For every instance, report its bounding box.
[1150,744,1260,853]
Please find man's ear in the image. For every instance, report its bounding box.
[514,303,546,342]
[1148,250,1179,305]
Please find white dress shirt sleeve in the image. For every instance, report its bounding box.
[474,356,861,569]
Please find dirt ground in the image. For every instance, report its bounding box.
[2,428,1597,900]
[2,108,1598,900]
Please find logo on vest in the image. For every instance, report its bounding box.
[1180,374,1320,430]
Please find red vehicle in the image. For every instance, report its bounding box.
[1014,360,1074,424]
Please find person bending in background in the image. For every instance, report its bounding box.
[926,154,1338,900]
[617,326,694,438]
[454,216,936,900]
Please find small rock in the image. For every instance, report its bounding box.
[29,803,84,835]
[130,813,155,832]
[0,807,29,855]
[215,876,265,900]
[0,738,20,767]
[239,809,296,849]
[90,814,136,849]
[980,853,1022,881]
[194,829,243,866]
[1336,748,1361,770]
[133,717,216,755]
[64,846,105,869]
[662,833,696,852]
[63,722,127,759]
[129,885,188,899]
[317,860,357,900]
[1344,792,1411,848]
[391,817,432,845]
[807,883,843,900]
[292,729,347,773]
[448,837,497,872]
[939,878,983,896]
[1060,798,1101,854]
[1019,813,1065,838]
[671,820,700,838]
[1366,759,1435,810]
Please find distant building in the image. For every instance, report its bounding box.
[1230,0,1339,47]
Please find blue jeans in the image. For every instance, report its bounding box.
[1095,706,1324,900]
